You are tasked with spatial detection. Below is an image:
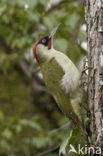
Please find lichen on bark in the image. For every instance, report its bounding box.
[85,0,103,155]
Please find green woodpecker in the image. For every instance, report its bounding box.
[33,24,85,134]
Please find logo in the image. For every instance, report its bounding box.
[68,144,101,155]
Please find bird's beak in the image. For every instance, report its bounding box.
[49,23,61,39]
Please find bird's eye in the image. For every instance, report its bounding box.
[42,39,46,43]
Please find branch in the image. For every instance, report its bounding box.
[36,145,59,156]
[49,121,72,135]
[44,0,75,15]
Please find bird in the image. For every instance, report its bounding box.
[33,24,86,135]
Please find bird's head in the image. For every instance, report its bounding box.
[33,24,61,65]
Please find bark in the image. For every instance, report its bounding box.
[85,0,103,155]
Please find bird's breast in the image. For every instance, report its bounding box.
[38,48,80,95]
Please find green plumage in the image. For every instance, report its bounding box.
[36,45,83,128]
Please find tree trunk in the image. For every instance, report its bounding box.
[85,0,103,155]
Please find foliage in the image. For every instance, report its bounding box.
[0,0,86,155]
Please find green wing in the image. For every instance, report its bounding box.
[40,56,82,126]
[40,57,65,95]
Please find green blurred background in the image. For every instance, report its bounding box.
[0,0,86,155]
